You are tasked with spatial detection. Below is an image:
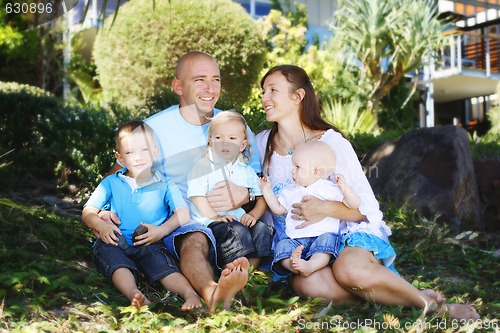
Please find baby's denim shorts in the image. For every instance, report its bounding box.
[93,235,179,282]
[339,232,399,274]
[272,232,341,277]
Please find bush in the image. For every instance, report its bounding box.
[0,81,130,188]
[93,0,266,113]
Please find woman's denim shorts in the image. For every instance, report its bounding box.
[93,235,179,282]
[272,232,341,277]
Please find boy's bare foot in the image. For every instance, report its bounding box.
[131,292,151,312]
[290,245,304,275]
[209,257,249,312]
[181,293,203,312]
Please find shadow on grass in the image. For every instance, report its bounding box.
[0,196,498,332]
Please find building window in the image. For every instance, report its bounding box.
[236,0,271,18]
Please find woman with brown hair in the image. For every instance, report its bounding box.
[255,64,478,320]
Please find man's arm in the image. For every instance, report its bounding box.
[206,181,250,212]
[82,206,121,245]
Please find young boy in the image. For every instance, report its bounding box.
[82,120,201,311]
[187,111,273,270]
[260,140,360,277]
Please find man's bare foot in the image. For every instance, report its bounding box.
[181,293,203,312]
[209,257,249,312]
[290,245,304,275]
[131,292,151,312]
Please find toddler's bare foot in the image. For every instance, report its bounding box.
[209,257,249,312]
[131,292,151,312]
[181,293,203,312]
[290,245,304,275]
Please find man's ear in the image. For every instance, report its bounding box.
[172,78,183,96]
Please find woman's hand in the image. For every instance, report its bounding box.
[291,195,331,228]
[291,195,365,228]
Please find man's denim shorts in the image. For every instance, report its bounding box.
[162,222,219,269]
[93,235,179,282]
[272,232,341,277]
[208,220,274,267]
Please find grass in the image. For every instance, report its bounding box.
[0,195,498,332]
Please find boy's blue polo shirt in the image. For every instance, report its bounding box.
[84,168,187,245]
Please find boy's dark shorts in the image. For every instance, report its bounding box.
[208,220,274,267]
[93,235,179,282]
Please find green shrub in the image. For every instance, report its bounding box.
[93,0,266,113]
[0,81,131,188]
[322,99,379,136]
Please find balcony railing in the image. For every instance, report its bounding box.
[437,31,500,76]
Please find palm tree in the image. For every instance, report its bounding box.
[331,0,449,116]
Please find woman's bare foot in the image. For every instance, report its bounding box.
[421,289,446,306]
[209,257,249,312]
[421,289,479,320]
[131,292,151,312]
[436,303,480,320]
[181,293,203,312]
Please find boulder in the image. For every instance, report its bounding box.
[362,125,482,231]
[474,159,500,231]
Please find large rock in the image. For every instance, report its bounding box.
[362,125,482,231]
[474,159,500,231]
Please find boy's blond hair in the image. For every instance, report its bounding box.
[115,120,156,152]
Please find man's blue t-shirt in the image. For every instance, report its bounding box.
[145,105,261,202]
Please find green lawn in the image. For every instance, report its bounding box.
[0,196,498,332]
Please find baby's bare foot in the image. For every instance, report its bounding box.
[292,257,315,277]
[290,245,304,274]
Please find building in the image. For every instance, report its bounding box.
[235,0,500,132]
[68,0,500,131]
